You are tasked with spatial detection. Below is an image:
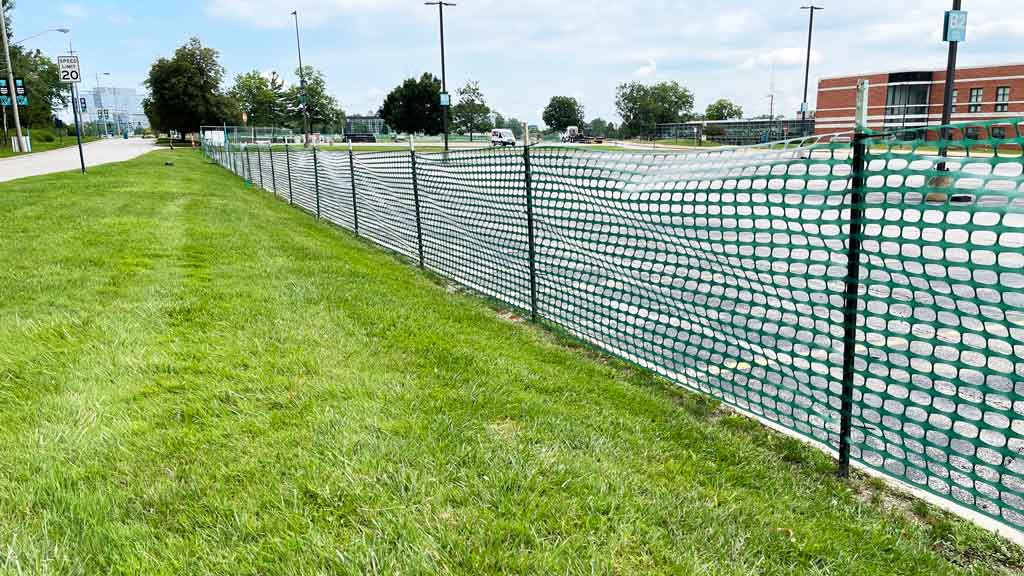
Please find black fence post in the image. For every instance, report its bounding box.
[410,144,425,268]
[285,144,293,205]
[838,122,869,480]
[313,146,321,220]
[524,144,539,321]
[349,142,360,235]
[257,145,264,189]
[269,144,276,194]
[245,146,252,184]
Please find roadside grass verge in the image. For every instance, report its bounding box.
[0,149,1020,575]
[0,135,100,158]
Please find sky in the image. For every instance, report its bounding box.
[9,0,1024,127]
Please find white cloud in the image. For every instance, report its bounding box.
[201,0,1024,124]
[739,48,821,71]
[61,3,87,19]
[634,59,657,78]
[206,0,406,29]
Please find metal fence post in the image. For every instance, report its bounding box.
[269,144,276,194]
[524,143,539,321]
[313,146,321,220]
[410,138,425,268]
[838,80,869,478]
[256,145,264,189]
[245,145,252,184]
[348,141,360,235]
[285,144,293,205]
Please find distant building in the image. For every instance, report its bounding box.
[815,63,1024,138]
[345,115,389,135]
[74,86,149,132]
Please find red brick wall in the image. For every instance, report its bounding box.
[814,64,1024,136]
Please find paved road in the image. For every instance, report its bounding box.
[0,137,157,183]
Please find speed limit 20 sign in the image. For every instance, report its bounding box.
[57,55,82,83]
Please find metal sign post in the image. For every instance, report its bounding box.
[57,55,86,173]
[939,1,965,167]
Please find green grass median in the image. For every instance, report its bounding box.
[0,149,1019,574]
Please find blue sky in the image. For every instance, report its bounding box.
[10,0,1024,126]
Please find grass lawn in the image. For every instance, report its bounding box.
[1,149,1021,575]
[0,135,100,159]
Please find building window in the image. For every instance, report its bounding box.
[951,89,957,113]
[992,126,1007,139]
[968,88,983,113]
[995,86,1010,112]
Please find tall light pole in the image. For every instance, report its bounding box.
[800,5,823,136]
[0,0,25,152]
[425,1,454,152]
[291,10,310,147]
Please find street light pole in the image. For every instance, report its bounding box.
[800,5,823,136]
[425,1,455,152]
[291,10,310,147]
[0,0,25,152]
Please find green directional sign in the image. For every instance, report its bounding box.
[0,78,29,107]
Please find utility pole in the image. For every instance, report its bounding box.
[425,1,455,152]
[0,0,25,152]
[291,10,310,147]
[939,0,964,165]
[800,5,823,136]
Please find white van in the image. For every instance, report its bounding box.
[490,129,517,147]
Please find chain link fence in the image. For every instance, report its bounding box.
[202,119,1024,536]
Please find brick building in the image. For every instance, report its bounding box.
[814,63,1024,138]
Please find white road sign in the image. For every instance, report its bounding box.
[57,56,82,84]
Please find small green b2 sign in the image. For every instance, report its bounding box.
[944,10,967,43]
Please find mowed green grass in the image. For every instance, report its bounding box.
[0,150,1021,575]
[0,135,100,159]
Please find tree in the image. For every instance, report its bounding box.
[285,66,344,133]
[143,37,237,137]
[4,47,66,128]
[378,73,443,135]
[615,81,694,138]
[506,116,524,138]
[705,98,743,121]
[542,96,584,132]
[587,118,611,137]
[229,70,286,128]
[493,112,506,129]
[451,80,491,141]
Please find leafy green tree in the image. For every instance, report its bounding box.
[4,47,66,128]
[451,80,491,141]
[705,98,744,121]
[493,112,506,129]
[378,73,443,135]
[542,96,584,132]
[587,118,611,137]
[143,37,238,137]
[285,66,344,133]
[229,70,286,127]
[615,81,694,138]
[506,116,524,138]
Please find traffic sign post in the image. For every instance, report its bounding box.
[57,55,86,174]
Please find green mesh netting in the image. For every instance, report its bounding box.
[203,119,1024,532]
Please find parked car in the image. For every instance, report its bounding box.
[491,129,517,147]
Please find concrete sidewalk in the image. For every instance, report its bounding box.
[0,137,157,183]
